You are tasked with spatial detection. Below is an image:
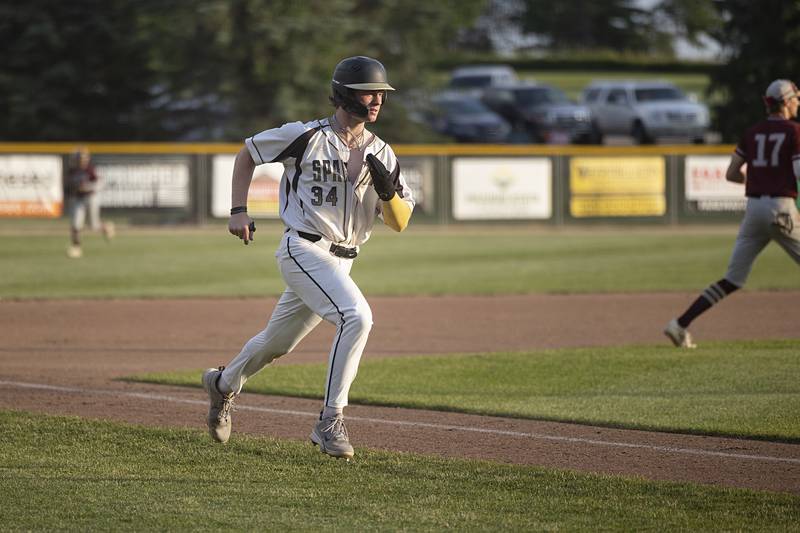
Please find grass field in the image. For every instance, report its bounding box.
[4,220,799,530]
[2,222,798,298]
[518,71,712,103]
[2,411,798,532]
[132,340,800,442]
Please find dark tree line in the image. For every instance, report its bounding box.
[1,0,797,143]
[708,0,800,141]
[465,0,720,57]
[0,0,484,142]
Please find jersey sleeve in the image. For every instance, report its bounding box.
[245,121,309,165]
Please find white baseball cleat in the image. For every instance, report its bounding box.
[202,367,236,443]
[310,415,354,460]
[664,318,697,349]
[66,245,83,259]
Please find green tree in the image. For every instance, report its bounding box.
[1,0,485,142]
[654,0,720,48]
[708,0,800,141]
[0,0,157,140]
[216,0,485,141]
[518,0,719,56]
[519,0,666,54]
[135,0,486,141]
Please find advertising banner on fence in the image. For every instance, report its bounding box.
[212,155,283,218]
[0,155,63,217]
[94,158,190,208]
[212,155,434,219]
[452,158,551,220]
[397,156,434,215]
[684,155,746,212]
[569,156,665,217]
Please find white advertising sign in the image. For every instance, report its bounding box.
[396,156,433,214]
[452,158,552,220]
[0,155,63,217]
[212,155,283,218]
[684,156,746,212]
[95,162,190,208]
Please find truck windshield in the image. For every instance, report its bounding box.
[449,76,492,89]
[634,87,685,102]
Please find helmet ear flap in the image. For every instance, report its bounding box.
[331,83,369,117]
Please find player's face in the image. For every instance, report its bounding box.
[355,90,384,122]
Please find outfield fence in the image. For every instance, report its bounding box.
[0,142,740,226]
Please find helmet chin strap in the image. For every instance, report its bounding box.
[332,84,369,119]
[343,100,369,119]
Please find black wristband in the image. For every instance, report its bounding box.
[230,206,247,215]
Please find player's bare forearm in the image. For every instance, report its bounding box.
[229,145,257,244]
[382,195,411,232]
[231,145,256,207]
[725,154,747,184]
[726,169,746,184]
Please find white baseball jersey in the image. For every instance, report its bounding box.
[220,116,413,410]
[245,117,415,247]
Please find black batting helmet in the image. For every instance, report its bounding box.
[331,56,394,117]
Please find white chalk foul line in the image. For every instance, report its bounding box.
[3,380,799,466]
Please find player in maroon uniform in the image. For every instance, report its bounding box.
[664,79,800,348]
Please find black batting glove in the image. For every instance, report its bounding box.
[365,154,396,201]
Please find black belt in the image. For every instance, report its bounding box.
[296,231,358,259]
[746,194,790,198]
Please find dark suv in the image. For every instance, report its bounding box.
[481,82,597,144]
[429,93,512,143]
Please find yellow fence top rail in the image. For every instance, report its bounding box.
[0,142,735,156]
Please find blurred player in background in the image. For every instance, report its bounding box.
[63,146,114,258]
[202,56,414,459]
[665,79,800,348]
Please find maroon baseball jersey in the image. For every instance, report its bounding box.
[735,117,800,198]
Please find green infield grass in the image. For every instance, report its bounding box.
[130,340,800,442]
[1,411,797,532]
[2,223,798,298]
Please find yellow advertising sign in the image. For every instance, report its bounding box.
[571,195,666,217]
[570,157,666,217]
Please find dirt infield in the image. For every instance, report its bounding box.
[1,291,799,494]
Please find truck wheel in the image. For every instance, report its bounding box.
[589,122,604,144]
[632,121,653,144]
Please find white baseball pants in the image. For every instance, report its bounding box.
[68,193,102,231]
[725,196,800,286]
[221,231,373,408]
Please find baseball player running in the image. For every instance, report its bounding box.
[664,79,800,348]
[202,56,414,459]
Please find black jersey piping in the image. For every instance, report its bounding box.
[248,137,265,164]
[266,125,320,212]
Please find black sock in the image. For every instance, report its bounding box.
[678,279,739,328]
